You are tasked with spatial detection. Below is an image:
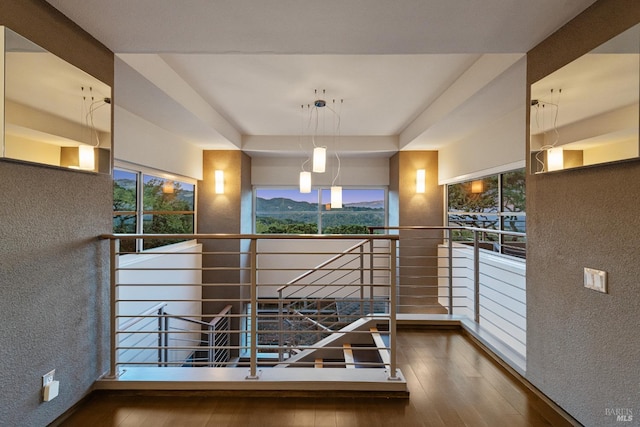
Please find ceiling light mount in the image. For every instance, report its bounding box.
[314,99,326,108]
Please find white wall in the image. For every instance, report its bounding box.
[113,106,203,180]
[116,242,203,365]
[438,58,527,184]
[4,134,60,165]
[438,243,526,360]
[257,239,390,301]
[252,156,390,186]
[438,105,526,184]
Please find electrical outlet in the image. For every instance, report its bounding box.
[42,369,55,387]
[584,268,607,293]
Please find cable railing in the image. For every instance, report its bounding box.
[369,225,527,365]
[104,233,400,381]
[104,226,526,382]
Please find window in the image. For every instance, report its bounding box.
[255,188,386,234]
[447,169,525,256]
[113,168,196,252]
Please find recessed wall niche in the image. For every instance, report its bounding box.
[0,26,111,173]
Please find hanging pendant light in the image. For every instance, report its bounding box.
[78,145,95,170]
[299,171,312,193]
[331,186,342,209]
[312,147,326,173]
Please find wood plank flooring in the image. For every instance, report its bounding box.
[57,329,576,427]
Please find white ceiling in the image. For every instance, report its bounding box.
[45,0,601,156]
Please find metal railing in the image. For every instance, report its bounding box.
[104,233,399,380]
[370,226,527,362]
[104,226,525,381]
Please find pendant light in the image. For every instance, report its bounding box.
[299,171,312,193]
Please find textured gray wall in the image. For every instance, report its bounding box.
[198,151,251,326]
[526,1,640,425]
[0,162,112,426]
[0,1,113,425]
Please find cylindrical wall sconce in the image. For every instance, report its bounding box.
[471,180,484,194]
[215,170,224,194]
[313,147,327,173]
[416,169,426,193]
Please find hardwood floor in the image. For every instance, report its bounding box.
[57,329,576,427]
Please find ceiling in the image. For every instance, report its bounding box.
[45,0,601,157]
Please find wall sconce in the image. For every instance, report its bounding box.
[547,147,564,171]
[471,180,484,194]
[162,180,175,194]
[416,169,426,194]
[299,171,312,193]
[313,147,326,173]
[331,186,342,209]
[215,170,224,194]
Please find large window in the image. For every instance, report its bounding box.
[447,169,525,255]
[113,168,196,252]
[255,188,386,234]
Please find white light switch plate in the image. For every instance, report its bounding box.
[584,267,607,293]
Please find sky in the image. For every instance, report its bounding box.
[257,188,384,204]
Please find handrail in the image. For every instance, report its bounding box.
[290,310,333,332]
[160,305,232,328]
[210,304,233,327]
[277,239,370,293]
[102,233,399,241]
[369,225,526,238]
[119,302,167,331]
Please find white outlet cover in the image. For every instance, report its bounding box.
[43,380,59,402]
[584,267,607,293]
[42,369,55,387]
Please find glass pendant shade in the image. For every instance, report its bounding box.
[547,147,564,171]
[78,145,95,170]
[299,171,312,193]
[313,147,326,173]
[331,186,342,209]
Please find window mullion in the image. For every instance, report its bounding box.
[317,188,323,234]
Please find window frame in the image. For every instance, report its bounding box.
[113,162,197,252]
[253,186,388,234]
[445,168,526,256]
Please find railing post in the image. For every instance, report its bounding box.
[108,238,118,378]
[208,325,215,367]
[360,244,364,316]
[157,307,163,366]
[473,230,480,323]
[278,289,284,362]
[163,311,169,367]
[388,238,399,380]
[447,229,454,315]
[246,238,259,379]
[369,239,374,314]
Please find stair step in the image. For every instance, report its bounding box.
[370,327,390,368]
[343,344,355,369]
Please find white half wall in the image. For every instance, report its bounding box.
[113,106,203,180]
[116,242,203,365]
